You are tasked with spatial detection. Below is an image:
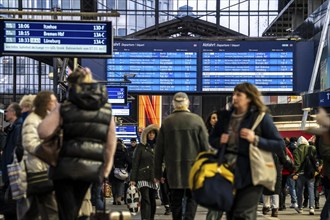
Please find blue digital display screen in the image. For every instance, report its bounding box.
[201,41,294,92]
[107,86,127,105]
[106,40,295,93]
[0,19,113,57]
[107,41,198,92]
[116,125,138,145]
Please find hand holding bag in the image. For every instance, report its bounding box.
[249,112,277,191]
[34,125,63,167]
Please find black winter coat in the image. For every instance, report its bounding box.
[53,83,112,183]
[1,118,22,185]
[130,124,159,182]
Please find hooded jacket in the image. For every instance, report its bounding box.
[52,83,112,182]
[130,124,159,182]
[293,136,317,174]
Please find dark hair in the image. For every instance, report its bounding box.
[9,103,22,118]
[234,82,267,112]
[289,137,297,142]
[34,91,54,119]
[205,111,217,130]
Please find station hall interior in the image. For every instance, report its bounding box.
[0,0,329,140]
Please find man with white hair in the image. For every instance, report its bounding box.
[154,92,209,220]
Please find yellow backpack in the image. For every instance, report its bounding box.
[189,150,235,211]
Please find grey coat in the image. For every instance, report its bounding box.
[154,110,209,189]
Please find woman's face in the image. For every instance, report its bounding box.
[210,113,218,127]
[47,94,58,112]
[232,91,251,111]
[148,130,156,141]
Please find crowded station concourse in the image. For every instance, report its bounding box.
[1,0,330,220]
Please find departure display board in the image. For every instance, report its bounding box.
[202,41,294,92]
[107,86,127,105]
[106,40,295,93]
[107,41,198,92]
[0,19,113,57]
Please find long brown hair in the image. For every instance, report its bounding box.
[33,91,54,119]
[234,82,267,112]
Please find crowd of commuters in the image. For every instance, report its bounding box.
[0,74,330,220]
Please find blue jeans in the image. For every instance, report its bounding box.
[296,175,315,209]
[287,176,297,204]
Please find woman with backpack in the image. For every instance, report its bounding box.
[292,136,318,215]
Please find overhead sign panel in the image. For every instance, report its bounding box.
[107,86,127,105]
[107,41,198,92]
[0,19,113,57]
[201,41,294,92]
[106,40,295,93]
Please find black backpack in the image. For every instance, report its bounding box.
[303,147,317,179]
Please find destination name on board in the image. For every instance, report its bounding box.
[43,39,61,44]
[43,24,57,29]
[43,31,64,37]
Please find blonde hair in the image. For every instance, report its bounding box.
[67,67,95,86]
[19,94,36,111]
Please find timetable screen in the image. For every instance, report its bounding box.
[0,19,113,57]
[201,41,294,92]
[106,40,295,93]
[107,41,198,92]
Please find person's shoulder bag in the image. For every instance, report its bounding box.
[34,123,63,167]
[249,112,277,191]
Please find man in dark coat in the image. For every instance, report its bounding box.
[154,92,209,220]
[0,103,22,220]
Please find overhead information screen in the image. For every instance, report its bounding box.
[107,41,198,92]
[0,19,113,57]
[202,41,294,92]
[116,125,138,144]
[107,86,127,105]
[106,40,295,93]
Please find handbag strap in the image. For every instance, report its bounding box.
[251,112,266,131]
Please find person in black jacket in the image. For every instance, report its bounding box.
[111,138,130,205]
[38,67,117,220]
[130,124,159,220]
